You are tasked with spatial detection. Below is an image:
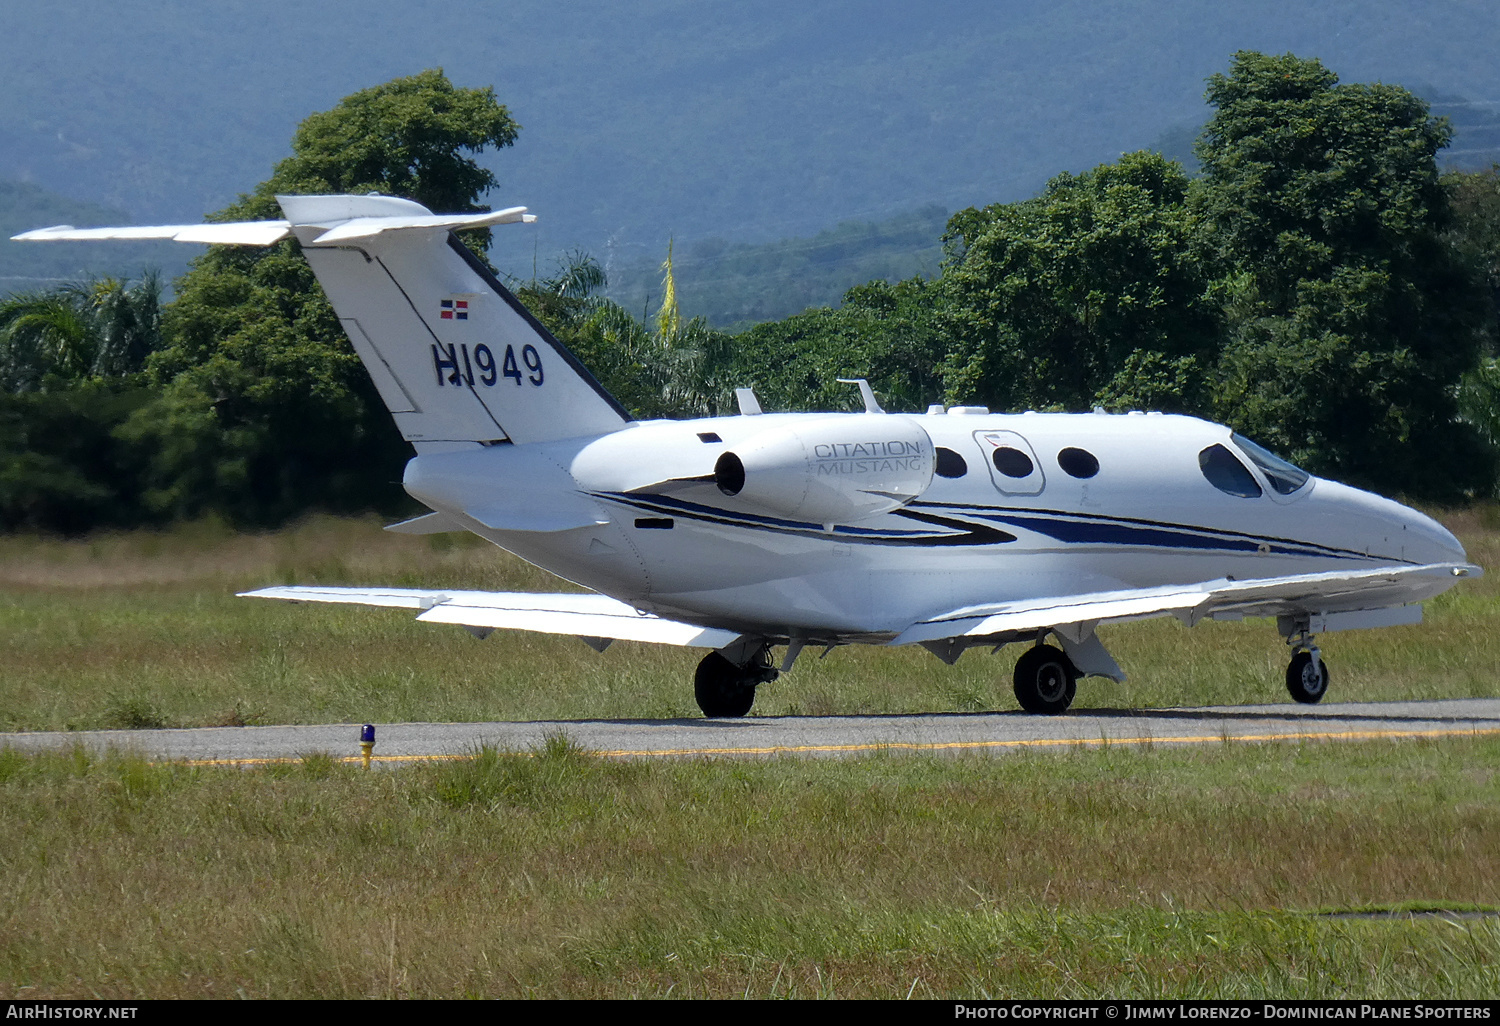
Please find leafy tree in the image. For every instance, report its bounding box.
[1195,51,1492,499]
[135,70,520,523]
[521,249,734,420]
[0,384,154,532]
[0,274,161,392]
[1445,165,1500,345]
[726,275,946,414]
[935,151,1218,413]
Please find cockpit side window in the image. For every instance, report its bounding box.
[1231,433,1310,495]
[1198,444,1262,498]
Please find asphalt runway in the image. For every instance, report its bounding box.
[3,698,1498,766]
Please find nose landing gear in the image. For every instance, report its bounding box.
[1285,632,1329,704]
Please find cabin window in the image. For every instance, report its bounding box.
[1231,433,1309,495]
[1198,444,1262,498]
[991,446,1034,478]
[635,517,674,529]
[1057,447,1099,479]
[696,432,722,443]
[935,447,968,478]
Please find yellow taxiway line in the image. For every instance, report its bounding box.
[175,723,1500,767]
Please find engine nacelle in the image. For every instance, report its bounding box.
[714,414,935,525]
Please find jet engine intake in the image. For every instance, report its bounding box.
[714,414,934,525]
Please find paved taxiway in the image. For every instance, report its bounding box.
[3,698,1497,765]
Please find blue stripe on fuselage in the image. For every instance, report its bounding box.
[596,492,1376,561]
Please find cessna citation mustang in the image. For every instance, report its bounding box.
[18,194,1483,717]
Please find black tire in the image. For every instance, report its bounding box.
[1286,650,1330,704]
[694,652,757,718]
[1012,644,1077,714]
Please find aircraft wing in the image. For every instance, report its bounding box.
[240,586,740,648]
[892,562,1482,646]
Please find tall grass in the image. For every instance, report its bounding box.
[2,510,1497,731]
[0,738,1496,998]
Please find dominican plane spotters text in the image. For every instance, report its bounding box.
[17,194,1481,717]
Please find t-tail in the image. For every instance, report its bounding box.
[14,194,633,452]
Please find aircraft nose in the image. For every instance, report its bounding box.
[1403,507,1467,565]
[1312,479,1467,564]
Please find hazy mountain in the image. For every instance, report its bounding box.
[606,205,949,329]
[2,0,1497,285]
[0,182,185,295]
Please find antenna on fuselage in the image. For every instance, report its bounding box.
[836,378,884,414]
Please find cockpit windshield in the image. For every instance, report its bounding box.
[1231,434,1310,495]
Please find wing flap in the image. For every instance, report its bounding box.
[239,586,738,648]
[893,562,1481,646]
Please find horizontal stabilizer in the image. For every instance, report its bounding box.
[307,207,535,244]
[467,506,611,533]
[240,586,739,648]
[12,221,292,246]
[383,512,465,535]
[11,208,535,248]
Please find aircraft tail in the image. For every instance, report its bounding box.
[15,194,633,450]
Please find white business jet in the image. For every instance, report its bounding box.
[17,194,1482,716]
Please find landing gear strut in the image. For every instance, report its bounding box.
[1012,644,1077,715]
[694,646,778,718]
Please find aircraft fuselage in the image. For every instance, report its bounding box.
[403,409,1464,641]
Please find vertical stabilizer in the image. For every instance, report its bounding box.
[278,194,631,449]
[13,193,632,450]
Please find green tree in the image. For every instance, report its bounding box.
[1446,165,1500,345]
[520,249,735,420]
[0,384,155,532]
[935,151,1217,413]
[727,275,947,414]
[1195,51,1492,499]
[0,274,161,392]
[136,70,520,523]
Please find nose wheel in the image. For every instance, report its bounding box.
[1285,647,1330,704]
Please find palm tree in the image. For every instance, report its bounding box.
[0,273,161,392]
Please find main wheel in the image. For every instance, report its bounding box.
[1012,644,1077,714]
[1286,650,1330,704]
[694,652,758,718]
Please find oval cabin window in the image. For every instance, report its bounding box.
[991,446,1034,478]
[1057,447,1099,479]
[935,447,968,478]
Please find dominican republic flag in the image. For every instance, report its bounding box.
[439,298,469,321]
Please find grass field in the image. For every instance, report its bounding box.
[1,739,1497,999]
[1,511,1497,998]
[1,508,1498,731]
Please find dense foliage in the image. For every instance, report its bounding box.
[734,53,1500,501]
[5,54,1500,533]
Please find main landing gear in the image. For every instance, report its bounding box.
[694,647,779,718]
[1012,644,1078,715]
